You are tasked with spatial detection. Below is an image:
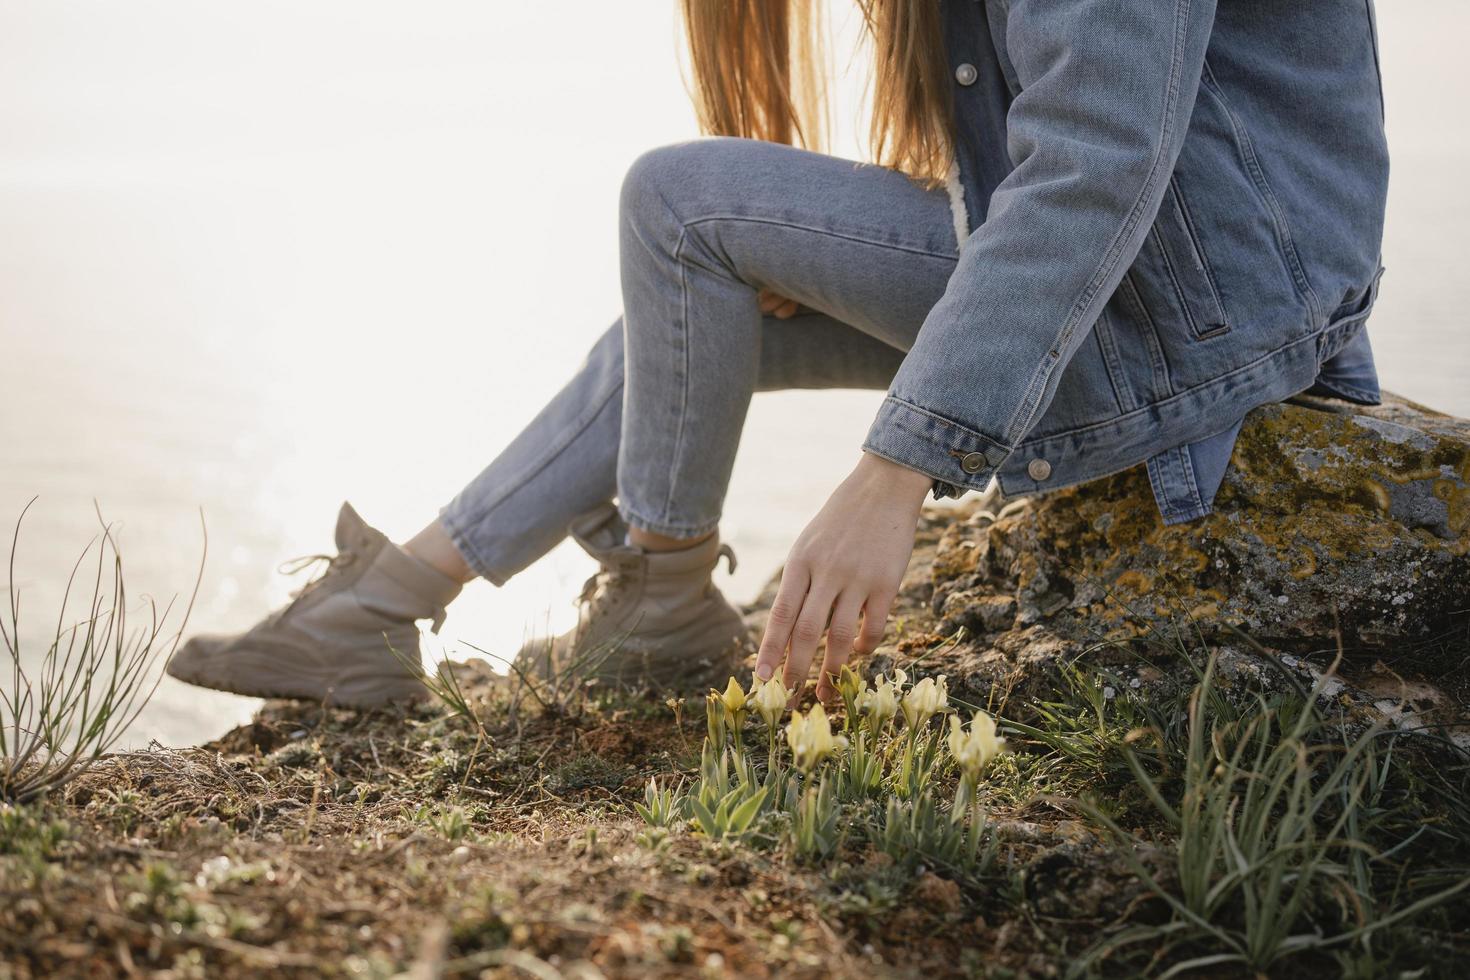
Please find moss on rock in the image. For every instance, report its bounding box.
[849,393,1470,743]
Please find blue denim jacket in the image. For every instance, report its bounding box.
[861,0,1389,524]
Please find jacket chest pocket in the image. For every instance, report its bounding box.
[1136,177,1231,340]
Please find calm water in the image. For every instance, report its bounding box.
[2,3,1466,748]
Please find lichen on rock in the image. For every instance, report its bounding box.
[785,393,1470,746]
[999,395,1466,640]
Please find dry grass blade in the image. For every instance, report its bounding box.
[388,639,490,742]
[1,499,206,803]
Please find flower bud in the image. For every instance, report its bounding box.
[751,675,788,729]
[836,664,867,701]
[784,702,848,774]
[947,710,1005,779]
[716,676,747,716]
[858,673,900,730]
[900,674,949,730]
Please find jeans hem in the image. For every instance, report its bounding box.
[616,502,721,540]
[436,506,508,587]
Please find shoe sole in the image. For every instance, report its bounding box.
[166,651,427,709]
[522,636,749,694]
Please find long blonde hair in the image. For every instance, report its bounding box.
[678,0,955,190]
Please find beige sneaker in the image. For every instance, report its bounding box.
[514,503,752,692]
[167,503,462,707]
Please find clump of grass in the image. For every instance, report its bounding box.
[1072,650,1470,978]
[1005,663,1148,781]
[486,620,638,723]
[389,642,491,742]
[633,776,686,829]
[546,752,629,794]
[0,802,70,859]
[390,642,496,792]
[2,500,204,804]
[412,802,473,842]
[398,622,639,757]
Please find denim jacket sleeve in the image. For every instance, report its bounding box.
[861,0,1218,496]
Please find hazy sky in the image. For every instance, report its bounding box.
[1,1,1462,394]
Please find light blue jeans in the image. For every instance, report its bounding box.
[440,136,961,585]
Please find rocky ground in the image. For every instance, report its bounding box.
[2,393,1467,978]
[860,393,1470,746]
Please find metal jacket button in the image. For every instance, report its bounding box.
[1027,458,1052,481]
[960,451,986,474]
[955,63,978,87]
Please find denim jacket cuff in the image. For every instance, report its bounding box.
[861,395,1009,499]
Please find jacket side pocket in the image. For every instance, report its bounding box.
[1154,176,1231,340]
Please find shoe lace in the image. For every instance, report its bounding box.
[271,551,357,619]
[576,566,629,618]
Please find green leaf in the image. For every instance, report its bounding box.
[688,796,719,839]
[728,786,770,835]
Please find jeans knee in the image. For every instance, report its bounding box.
[619,139,720,231]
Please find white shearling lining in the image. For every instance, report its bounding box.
[943,154,971,256]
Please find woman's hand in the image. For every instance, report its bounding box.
[755,452,931,703]
[758,288,805,320]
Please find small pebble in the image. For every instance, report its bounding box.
[1102,686,1117,700]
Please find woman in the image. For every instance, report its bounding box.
[169,0,1389,707]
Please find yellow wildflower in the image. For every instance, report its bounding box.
[947,710,1005,779]
[750,675,788,729]
[858,673,901,730]
[785,702,848,774]
[716,676,747,716]
[836,664,867,701]
[900,674,949,730]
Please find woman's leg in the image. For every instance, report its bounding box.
[428,312,912,585]
[408,313,910,578]
[435,136,959,584]
[433,321,625,585]
[615,136,960,542]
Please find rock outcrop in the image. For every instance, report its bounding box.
[750,393,1470,745]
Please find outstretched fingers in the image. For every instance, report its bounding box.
[756,575,898,706]
[781,581,838,696]
[853,591,896,657]
[755,562,809,683]
[814,591,866,702]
